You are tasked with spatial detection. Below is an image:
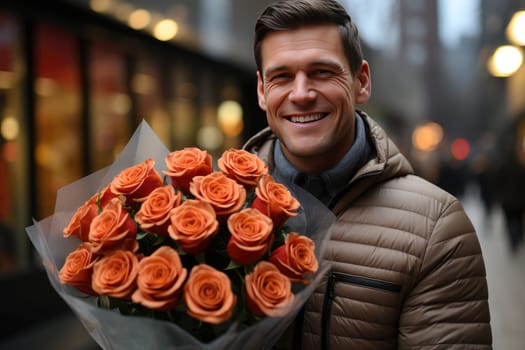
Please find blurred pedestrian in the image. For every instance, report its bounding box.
[470,151,496,223]
[437,155,469,199]
[493,119,525,254]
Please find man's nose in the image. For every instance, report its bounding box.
[288,73,316,103]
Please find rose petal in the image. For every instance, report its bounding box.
[252,175,299,228]
[135,185,182,235]
[91,249,139,299]
[184,264,237,324]
[227,208,273,265]
[163,148,212,193]
[245,261,294,317]
[189,172,246,220]
[167,199,219,254]
[132,246,187,311]
[218,148,268,189]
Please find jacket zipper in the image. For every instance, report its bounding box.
[321,272,401,350]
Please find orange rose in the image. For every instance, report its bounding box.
[88,198,138,253]
[132,246,188,311]
[244,261,295,317]
[63,186,115,241]
[189,172,246,220]
[251,175,300,228]
[96,185,117,208]
[58,243,98,295]
[269,232,318,284]
[63,201,98,242]
[167,199,219,254]
[110,158,163,206]
[163,147,212,193]
[135,185,182,235]
[91,249,139,299]
[218,148,269,189]
[227,208,274,265]
[184,264,237,324]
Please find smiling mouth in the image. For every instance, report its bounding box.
[288,113,327,123]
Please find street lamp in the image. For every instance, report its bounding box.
[487,45,524,77]
[506,10,525,46]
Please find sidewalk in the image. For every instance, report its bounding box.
[461,183,525,350]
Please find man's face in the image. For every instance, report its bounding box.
[257,24,371,173]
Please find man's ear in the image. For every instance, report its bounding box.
[355,61,371,105]
[256,71,267,111]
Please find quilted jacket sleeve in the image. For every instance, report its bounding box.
[398,197,492,349]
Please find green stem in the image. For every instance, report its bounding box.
[243,263,255,275]
[195,252,206,264]
[235,267,245,282]
[167,310,174,322]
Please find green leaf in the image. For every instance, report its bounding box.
[152,234,166,246]
[174,244,187,256]
[224,260,241,271]
[97,295,112,309]
[245,189,256,207]
[195,252,206,264]
[136,231,149,240]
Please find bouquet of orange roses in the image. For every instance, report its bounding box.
[26,121,335,349]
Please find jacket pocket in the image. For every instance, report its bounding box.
[321,272,401,350]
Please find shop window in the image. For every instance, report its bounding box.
[170,61,198,149]
[89,42,131,171]
[0,12,25,272]
[217,79,243,149]
[195,65,223,158]
[132,56,170,147]
[34,23,83,220]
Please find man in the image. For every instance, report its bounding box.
[243,0,492,349]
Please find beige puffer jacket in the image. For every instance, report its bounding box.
[243,111,492,350]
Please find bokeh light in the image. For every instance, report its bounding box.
[153,19,178,41]
[412,122,444,152]
[506,10,525,46]
[217,100,243,137]
[487,45,524,77]
[450,138,470,160]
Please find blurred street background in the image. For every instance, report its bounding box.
[0,0,524,348]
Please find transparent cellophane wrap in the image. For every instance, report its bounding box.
[26,121,335,350]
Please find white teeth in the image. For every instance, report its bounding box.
[289,114,324,123]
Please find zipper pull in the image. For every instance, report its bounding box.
[327,272,336,301]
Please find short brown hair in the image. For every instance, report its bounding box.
[254,0,364,75]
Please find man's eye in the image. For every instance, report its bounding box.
[312,69,333,76]
[269,73,292,82]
